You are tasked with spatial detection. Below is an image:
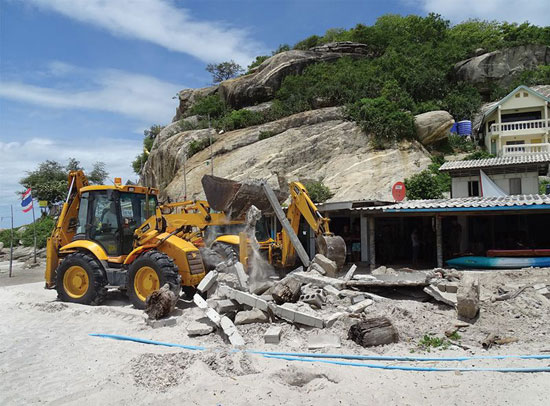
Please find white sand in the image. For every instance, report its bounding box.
[1,269,550,405]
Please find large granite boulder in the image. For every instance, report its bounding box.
[142,107,432,203]
[414,110,454,146]
[454,45,550,97]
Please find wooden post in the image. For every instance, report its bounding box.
[360,215,368,262]
[436,215,443,268]
[368,216,376,269]
[9,205,13,278]
[32,200,37,263]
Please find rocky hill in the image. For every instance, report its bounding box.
[142,16,549,203]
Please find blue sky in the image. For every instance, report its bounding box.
[1,0,548,227]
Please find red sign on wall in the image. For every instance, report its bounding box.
[392,182,406,202]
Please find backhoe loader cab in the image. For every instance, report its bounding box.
[46,172,206,309]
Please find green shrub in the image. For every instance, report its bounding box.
[188,138,211,157]
[540,179,550,195]
[404,169,447,200]
[258,130,277,140]
[347,97,416,142]
[293,35,322,50]
[0,228,14,247]
[417,334,451,352]
[217,109,265,131]
[448,134,477,153]
[303,180,334,203]
[20,216,55,249]
[246,55,269,73]
[189,94,227,119]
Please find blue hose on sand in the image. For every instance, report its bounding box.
[89,333,550,372]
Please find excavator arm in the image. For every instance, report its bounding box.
[281,181,346,269]
[45,170,89,288]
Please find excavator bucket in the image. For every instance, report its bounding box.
[316,234,347,270]
[201,175,286,219]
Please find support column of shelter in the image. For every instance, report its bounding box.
[368,216,375,269]
[435,215,443,268]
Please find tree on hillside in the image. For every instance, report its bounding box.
[206,60,244,83]
[88,162,108,184]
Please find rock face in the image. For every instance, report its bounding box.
[142,107,432,203]
[173,43,372,120]
[414,110,454,146]
[454,45,550,97]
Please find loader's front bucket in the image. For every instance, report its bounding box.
[316,234,347,270]
[201,175,286,220]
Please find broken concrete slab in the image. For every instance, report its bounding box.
[307,333,341,349]
[145,315,177,328]
[268,303,324,328]
[234,309,269,325]
[343,264,357,282]
[193,294,222,325]
[457,276,480,319]
[234,262,249,290]
[324,312,346,328]
[219,285,269,312]
[352,274,377,281]
[323,285,340,296]
[424,285,457,307]
[215,299,240,314]
[346,272,429,288]
[197,270,218,293]
[308,262,326,275]
[351,294,366,305]
[338,289,365,298]
[348,298,374,313]
[187,319,215,336]
[292,271,345,289]
[264,326,282,344]
[312,254,337,277]
[250,281,272,295]
[220,315,245,346]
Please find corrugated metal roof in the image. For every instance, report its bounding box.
[439,154,550,171]
[356,195,550,212]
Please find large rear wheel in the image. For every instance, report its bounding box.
[56,252,106,305]
[128,250,181,309]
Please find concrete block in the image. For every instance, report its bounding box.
[264,326,282,344]
[194,293,222,325]
[323,285,340,296]
[187,319,215,336]
[308,262,326,275]
[445,282,459,294]
[299,292,324,309]
[197,270,218,293]
[193,293,208,309]
[293,310,325,328]
[145,316,177,328]
[235,309,268,325]
[343,264,357,282]
[324,312,346,328]
[312,254,337,277]
[220,316,245,346]
[348,299,374,313]
[234,262,249,290]
[215,299,240,314]
[307,333,341,349]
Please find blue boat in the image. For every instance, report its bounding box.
[446,256,550,269]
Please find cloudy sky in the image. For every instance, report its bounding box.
[1,0,548,226]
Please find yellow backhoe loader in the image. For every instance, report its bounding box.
[201,175,347,270]
[45,171,216,308]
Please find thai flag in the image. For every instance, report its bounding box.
[21,188,33,213]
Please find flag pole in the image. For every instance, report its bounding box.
[32,199,37,263]
[9,205,13,278]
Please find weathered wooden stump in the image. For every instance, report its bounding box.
[348,316,399,347]
[271,277,302,304]
[145,284,178,320]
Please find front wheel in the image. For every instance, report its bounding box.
[127,250,181,309]
[211,241,239,266]
[56,252,106,305]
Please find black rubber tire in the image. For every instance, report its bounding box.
[56,252,107,305]
[211,241,239,266]
[127,250,181,309]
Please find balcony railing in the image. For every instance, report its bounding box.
[490,119,549,135]
[502,143,550,156]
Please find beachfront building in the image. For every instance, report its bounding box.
[478,85,550,157]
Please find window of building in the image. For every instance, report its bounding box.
[515,93,520,98]
[523,92,528,97]
[509,178,522,195]
[468,181,480,197]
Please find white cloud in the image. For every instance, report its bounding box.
[0,66,180,122]
[0,136,141,209]
[25,0,261,65]
[417,0,550,26]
